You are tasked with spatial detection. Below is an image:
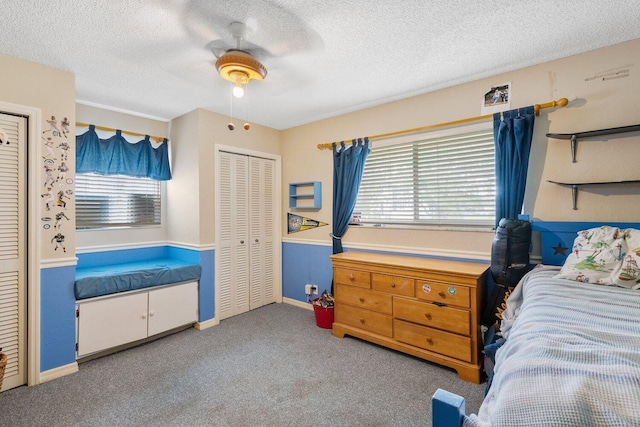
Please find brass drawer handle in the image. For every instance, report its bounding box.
[359,318,365,324]
[390,283,396,288]
[359,297,365,303]
[424,313,432,320]
[426,337,433,345]
[349,274,355,281]
[438,291,446,298]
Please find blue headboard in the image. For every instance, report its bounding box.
[532,221,640,266]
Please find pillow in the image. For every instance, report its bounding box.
[614,228,640,289]
[554,225,626,286]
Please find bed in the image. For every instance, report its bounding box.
[432,221,640,427]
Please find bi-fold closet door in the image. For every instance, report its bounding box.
[217,151,276,320]
[0,112,27,391]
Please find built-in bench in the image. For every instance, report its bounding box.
[75,258,202,300]
[74,251,202,358]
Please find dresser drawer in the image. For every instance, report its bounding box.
[393,319,472,362]
[335,284,392,314]
[335,304,393,337]
[393,297,470,335]
[334,267,371,289]
[416,280,470,309]
[372,273,414,297]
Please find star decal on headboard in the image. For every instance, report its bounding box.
[552,241,569,256]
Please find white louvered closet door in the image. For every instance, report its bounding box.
[0,113,26,391]
[217,151,276,320]
[217,151,250,320]
[249,157,276,309]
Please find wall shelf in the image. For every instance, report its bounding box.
[546,124,640,163]
[547,180,640,210]
[289,181,322,210]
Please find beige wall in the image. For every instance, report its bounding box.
[168,108,281,247]
[75,103,170,249]
[281,39,640,260]
[0,54,76,260]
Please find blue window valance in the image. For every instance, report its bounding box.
[76,125,172,180]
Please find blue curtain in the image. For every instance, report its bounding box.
[493,106,535,226]
[332,137,370,253]
[76,125,172,180]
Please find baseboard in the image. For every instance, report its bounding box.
[39,361,79,383]
[282,297,313,311]
[195,317,219,330]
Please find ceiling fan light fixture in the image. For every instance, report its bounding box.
[215,50,267,83]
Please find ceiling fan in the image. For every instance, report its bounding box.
[207,21,267,99]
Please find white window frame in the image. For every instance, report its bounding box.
[353,122,495,230]
[75,173,162,230]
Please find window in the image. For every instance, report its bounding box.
[75,173,161,229]
[354,124,495,227]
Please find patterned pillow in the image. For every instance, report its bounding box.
[614,228,640,289]
[555,226,627,286]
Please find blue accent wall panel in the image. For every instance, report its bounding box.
[198,250,215,322]
[282,242,490,305]
[41,265,77,372]
[164,246,201,264]
[77,246,167,268]
[282,243,333,303]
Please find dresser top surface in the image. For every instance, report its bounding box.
[330,251,488,277]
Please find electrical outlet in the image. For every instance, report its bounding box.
[305,284,319,295]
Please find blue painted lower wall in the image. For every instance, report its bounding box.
[40,245,215,373]
[282,243,334,303]
[40,265,76,371]
[282,242,491,305]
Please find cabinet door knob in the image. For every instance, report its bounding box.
[438,291,446,298]
[349,274,355,280]
[240,240,245,244]
[149,312,155,317]
[426,337,433,345]
[390,283,396,288]
[141,314,147,319]
[359,297,365,303]
[255,239,259,243]
[424,313,432,320]
[359,318,365,324]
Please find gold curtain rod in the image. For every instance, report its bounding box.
[316,97,569,150]
[76,122,166,143]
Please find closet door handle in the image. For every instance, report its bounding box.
[255,239,259,243]
[240,240,245,244]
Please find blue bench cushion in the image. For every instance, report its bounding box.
[75,258,202,300]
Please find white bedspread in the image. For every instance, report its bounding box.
[464,265,640,427]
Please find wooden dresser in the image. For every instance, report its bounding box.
[331,251,488,383]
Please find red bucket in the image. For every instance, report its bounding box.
[312,298,334,329]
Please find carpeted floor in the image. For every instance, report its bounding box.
[1,303,485,426]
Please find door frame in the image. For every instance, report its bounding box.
[0,100,42,386]
[214,144,282,322]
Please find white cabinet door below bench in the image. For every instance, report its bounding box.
[77,281,199,358]
[148,281,198,336]
[77,293,148,357]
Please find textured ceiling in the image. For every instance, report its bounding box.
[2,1,640,129]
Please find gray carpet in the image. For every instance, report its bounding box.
[1,303,485,426]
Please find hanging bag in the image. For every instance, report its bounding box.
[490,218,532,288]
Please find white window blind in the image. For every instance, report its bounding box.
[75,173,161,229]
[354,126,495,227]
